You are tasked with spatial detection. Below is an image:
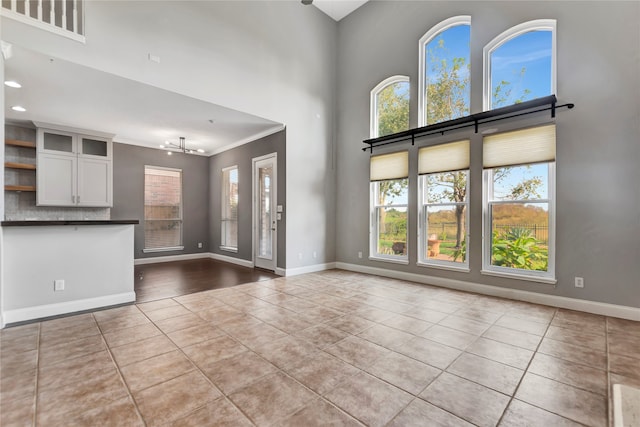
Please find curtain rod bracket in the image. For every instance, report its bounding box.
[364,95,575,153]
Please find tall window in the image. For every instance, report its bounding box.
[370,151,409,262]
[221,166,238,251]
[483,124,555,281]
[419,16,471,126]
[370,76,410,138]
[484,20,556,110]
[418,140,470,268]
[144,166,183,251]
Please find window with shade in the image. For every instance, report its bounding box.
[418,140,470,269]
[221,166,238,251]
[370,151,409,262]
[483,124,555,281]
[144,166,183,251]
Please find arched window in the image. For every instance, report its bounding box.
[419,16,471,127]
[370,76,410,138]
[484,20,556,110]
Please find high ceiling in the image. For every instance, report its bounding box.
[313,0,369,21]
[3,45,284,156]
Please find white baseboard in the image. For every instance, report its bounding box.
[335,262,640,321]
[135,253,210,265]
[282,262,337,277]
[209,252,254,269]
[2,292,136,325]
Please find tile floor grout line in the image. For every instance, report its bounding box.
[92,311,148,427]
[135,303,239,426]
[190,300,368,426]
[492,307,598,427]
[142,297,269,426]
[493,306,558,427]
[31,322,41,427]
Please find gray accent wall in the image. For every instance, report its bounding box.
[209,130,286,269]
[335,1,640,308]
[2,1,337,270]
[111,143,210,259]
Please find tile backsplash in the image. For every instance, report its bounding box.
[4,124,111,221]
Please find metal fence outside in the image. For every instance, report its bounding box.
[430,222,549,244]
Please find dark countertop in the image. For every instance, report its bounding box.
[1,220,139,227]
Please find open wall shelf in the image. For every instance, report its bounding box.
[6,139,36,149]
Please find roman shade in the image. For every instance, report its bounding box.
[418,140,470,175]
[370,151,408,181]
[483,124,556,168]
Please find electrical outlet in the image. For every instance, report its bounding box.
[358,251,363,259]
[298,253,303,260]
[313,251,317,259]
[54,279,65,291]
[575,277,584,288]
[197,242,203,248]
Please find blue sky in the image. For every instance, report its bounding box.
[425,24,552,108]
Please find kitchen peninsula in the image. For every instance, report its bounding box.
[1,220,138,326]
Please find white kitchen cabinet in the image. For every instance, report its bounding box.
[36,127,113,207]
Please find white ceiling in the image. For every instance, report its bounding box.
[313,0,369,21]
[3,45,283,156]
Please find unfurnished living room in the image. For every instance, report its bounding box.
[0,1,639,426]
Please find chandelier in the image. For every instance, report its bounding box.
[161,137,205,155]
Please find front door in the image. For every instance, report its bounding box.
[253,154,277,271]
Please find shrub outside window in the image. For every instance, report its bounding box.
[482,124,556,282]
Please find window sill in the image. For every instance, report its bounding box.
[369,256,409,265]
[143,246,184,253]
[481,269,557,285]
[417,261,470,273]
[220,246,238,253]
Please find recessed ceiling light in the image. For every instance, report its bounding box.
[167,151,172,156]
[197,148,205,153]
[11,105,26,112]
[481,128,498,134]
[4,80,21,88]
[159,144,165,148]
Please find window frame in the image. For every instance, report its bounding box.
[481,128,556,284]
[143,165,184,253]
[418,15,472,127]
[483,19,557,111]
[418,171,470,272]
[369,150,409,264]
[221,165,239,252]
[370,75,410,139]
[370,179,410,264]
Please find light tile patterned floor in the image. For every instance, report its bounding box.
[1,270,639,426]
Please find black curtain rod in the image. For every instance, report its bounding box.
[362,95,575,153]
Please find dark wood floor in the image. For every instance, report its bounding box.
[134,258,279,302]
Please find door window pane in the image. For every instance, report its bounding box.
[258,166,272,259]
